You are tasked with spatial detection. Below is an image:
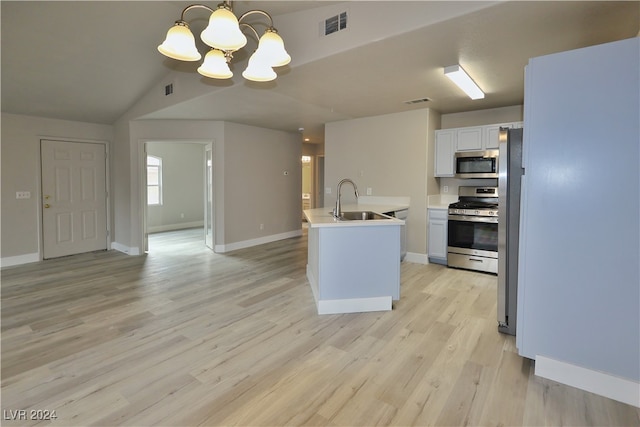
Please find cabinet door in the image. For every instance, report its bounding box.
[484,122,525,148]
[428,219,447,259]
[428,209,448,261]
[484,124,503,149]
[456,127,482,151]
[435,130,455,177]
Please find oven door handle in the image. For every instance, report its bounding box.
[448,215,498,224]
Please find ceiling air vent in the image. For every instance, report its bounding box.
[403,97,431,105]
[164,83,174,96]
[323,11,347,36]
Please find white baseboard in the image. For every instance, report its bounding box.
[148,221,204,234]
[215,229,303,253]
[535,355,640,407]
[307,264,392,315]
[404,252,429,264]
[317,296,392,315]
[1,252,40,268]
[111,242,142,256]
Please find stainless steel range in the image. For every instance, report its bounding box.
[447,186,498,274]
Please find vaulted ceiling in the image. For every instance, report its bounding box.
[2,1,638,143]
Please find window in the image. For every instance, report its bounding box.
[147,155,162,205]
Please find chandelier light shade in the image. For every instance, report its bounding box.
[444,64,485,100]
[242,52,277,82]
[200,5,247,51]
[198,49,233,79]
[157,22,202,61]
[256,29,291,67]
[157,1,290,81]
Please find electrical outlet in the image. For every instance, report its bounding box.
[326,187,332,194]
[16,191,31,199]
[259,223,264,230]
[443,185,449,193]
[366,187,372,196]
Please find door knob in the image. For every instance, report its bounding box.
[44,195,50,200]
[44,204,51,208]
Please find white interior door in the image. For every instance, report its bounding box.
[41,140,107,259]
[204,143,214,250]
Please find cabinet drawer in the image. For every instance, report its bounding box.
[428,208,448,220]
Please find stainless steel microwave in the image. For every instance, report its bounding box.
[455,150,499,178]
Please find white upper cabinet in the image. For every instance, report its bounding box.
[456,127,483,151]
[434,130,455,177]
[484,122,523,149]
[434,121,523,177]
[483,125,502,149]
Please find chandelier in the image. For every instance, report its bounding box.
[158,1,291,82]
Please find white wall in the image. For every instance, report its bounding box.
[518,37,639,406]
[146,143,204,232]
[325,108,438,259]
[1,113,113,265]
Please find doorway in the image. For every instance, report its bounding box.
[143,141,213,253]
[302,155,313,218]
[40,139,108,259]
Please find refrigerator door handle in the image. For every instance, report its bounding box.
[497,128,509,326]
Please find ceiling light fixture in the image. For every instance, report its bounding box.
[158,1,291,82]
[444,65,485,100]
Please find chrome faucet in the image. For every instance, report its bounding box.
[333,178,359,218]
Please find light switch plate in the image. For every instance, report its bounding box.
[16,191,31,199]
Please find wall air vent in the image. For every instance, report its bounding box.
[403,97,431,105]
[164,83,174,96]
[323,11,347,36]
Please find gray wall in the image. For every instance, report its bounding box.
[146,143,204,232]
[441,105,523,129]
[1,115,301,262]
[116,119,301,254]
[1,113,113,263]
[325,108,439,258]
[222,122,302,245]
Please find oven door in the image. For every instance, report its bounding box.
[447,215,498,273]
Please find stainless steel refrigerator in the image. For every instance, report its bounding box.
[497,127,523,335]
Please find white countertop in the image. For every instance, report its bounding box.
[304,203,406,228]
[427,194,458,210]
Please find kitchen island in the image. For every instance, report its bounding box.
[303,204,405,315]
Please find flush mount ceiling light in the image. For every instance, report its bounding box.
[444,65,485,100]
[158,1,291,82]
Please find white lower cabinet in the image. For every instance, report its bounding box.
[428,208,448,265]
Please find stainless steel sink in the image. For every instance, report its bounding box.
[339,211,391,221]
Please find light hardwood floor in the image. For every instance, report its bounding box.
[2,228,639,426]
